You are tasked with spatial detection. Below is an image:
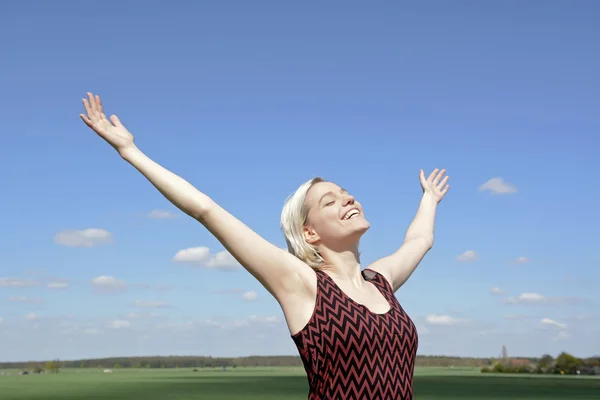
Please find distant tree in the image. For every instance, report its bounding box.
[555,352,581,374]
[492,363,505,373]
[45,359,61,374]
[537,354,554,373]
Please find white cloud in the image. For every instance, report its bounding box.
[110,320,131,329]
[0,317,4,324]
[174,246,211,262]
[8,296,44,304]
[425,314,463,326]
[173,247,240,270]
[48,281,69,289]
[242,291,258,302]
[506,292,546,304]
[0,277,40,287]
[54,228,113,248]
[505,293,583,306]
[134,300,170,308]
[456,250,479,262]
[511,256,531,264]
[91,276,125,287]
[148,210,177,219]
[491,287,505,295]
[25,313,40,321]
[540,318,566,329]
[206,252,239,269]
[479,178,518,195]
[91,276,127,293]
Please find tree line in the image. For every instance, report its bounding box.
[481,352,600,375]
[1,353,598,373]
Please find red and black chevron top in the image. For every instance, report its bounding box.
[291,268,418,400]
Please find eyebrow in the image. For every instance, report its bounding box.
[319,188,348,204]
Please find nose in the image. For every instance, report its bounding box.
[342,193,355,206]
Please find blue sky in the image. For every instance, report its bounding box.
[1,1,599,362]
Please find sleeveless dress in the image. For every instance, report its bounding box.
[291,268,418,400]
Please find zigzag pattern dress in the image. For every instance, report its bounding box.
[291,268,418,399]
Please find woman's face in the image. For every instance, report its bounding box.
[303,181,370,248]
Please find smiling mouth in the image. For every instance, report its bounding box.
[342,209,361,220]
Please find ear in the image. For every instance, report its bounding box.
[303,225,320,245]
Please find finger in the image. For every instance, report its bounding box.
[95,95,105,117]
[87,92,98,116]
[427,168,439,182]
[441,184,450,196]
[80,113,110,139]
[419,169,428,188]
[433,169,446,185]
[438,175,449,189]
[79,113,93,127]
[82,99,93,118]
[110,114,123,128]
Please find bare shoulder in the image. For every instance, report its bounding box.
[260,251,318,305]
[277,261,317,306]
[277,264,318,336]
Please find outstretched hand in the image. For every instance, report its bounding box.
[420,168,450,203]
[80,92,135,155]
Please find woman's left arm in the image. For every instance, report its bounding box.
[368,169,449,292]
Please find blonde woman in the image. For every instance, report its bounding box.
[80,92,449,400]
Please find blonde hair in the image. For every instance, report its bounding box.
[281,177,326,269]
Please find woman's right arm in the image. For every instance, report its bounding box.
[121,146,314,300]
[80,93,315,303]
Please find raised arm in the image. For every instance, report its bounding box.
[368,169,449,292]
[79,93,315,303]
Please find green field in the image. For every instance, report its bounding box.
[1,367,599,399]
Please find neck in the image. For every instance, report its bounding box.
[319,245,363,284]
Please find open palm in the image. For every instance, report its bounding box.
[80,92,134,154]
[420,168,450,203]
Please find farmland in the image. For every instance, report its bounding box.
[1,367,599,399]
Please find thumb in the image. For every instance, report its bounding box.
[110,115,124,128]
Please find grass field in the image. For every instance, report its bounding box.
[1,367,599,399]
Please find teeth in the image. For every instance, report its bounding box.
[344,209,360,220]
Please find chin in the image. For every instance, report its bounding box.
[351,218,370,236]
[355,215,370,228]
[356,224,370,236]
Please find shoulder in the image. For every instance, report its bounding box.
[280,267,319,336]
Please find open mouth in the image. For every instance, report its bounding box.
[342,209,361,220]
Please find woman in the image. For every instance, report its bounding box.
[80,92,449,399]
